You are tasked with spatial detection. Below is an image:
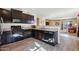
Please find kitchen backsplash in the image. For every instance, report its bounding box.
[1,23,35,31]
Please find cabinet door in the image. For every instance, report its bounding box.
[34,30,38,39]
[11,9,23,23]
[38,31,43,40]
[26,14,34,24]
[0,8,12,23]
[22,13,27,23]
[22,13,34,24]
[11,9,22,19]
[0,8,3,16]
[23,30,32,38]
[30,15,34,23]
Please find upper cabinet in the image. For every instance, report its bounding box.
[0,8,11,23]
[11,9,22,19]
[0,8,35,24]
[11,9,23,23]
[22,13,34,24]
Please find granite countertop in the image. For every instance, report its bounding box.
[23,27,59,32]
[2,26,59,32]
[32,28,58,31]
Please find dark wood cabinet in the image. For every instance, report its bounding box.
[38,31,44,40]
[11,9,23,23]
[22,13,27,23]
[0,8,3,16]
[22,13,34,24]
[23,29,32,38]
[32,30,38,39]
[11,9,22,19]
[32,30,43,40]
[0,8,34,23]
[32,29,58,46]
[26,15,34,24]
[0,8,11,23]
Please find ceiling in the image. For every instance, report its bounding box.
[5,8,79,19]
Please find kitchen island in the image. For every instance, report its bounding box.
[31,27,60,46]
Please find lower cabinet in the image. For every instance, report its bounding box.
[32,30,58,46]
[1,29,58,46]
[1,31,12,45]
[23,29,32,38]
[34,30,38,39]
[32,30,44,40]
[36,31,43,40]
[38,31,43,40]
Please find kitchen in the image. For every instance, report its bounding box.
[0,8,60,51]
[0,8,79,51]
